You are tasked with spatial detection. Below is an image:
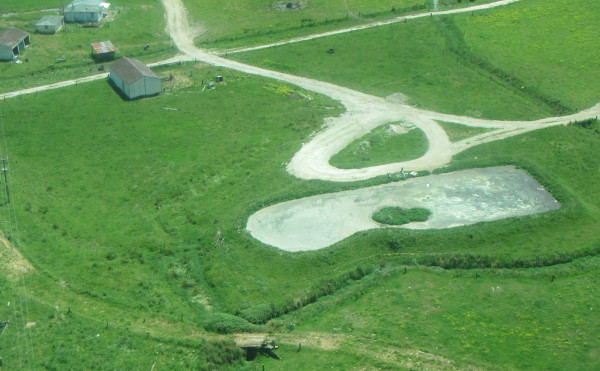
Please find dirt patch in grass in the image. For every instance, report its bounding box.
[0,231,34,280]
[273,2,306,11]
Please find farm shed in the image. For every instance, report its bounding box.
[0,28,30,61]
[36,15,65,34]
[109,57,161,99]
[63,0,110,23]
[91,40,117,61]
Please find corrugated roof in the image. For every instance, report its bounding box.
[36,15,64,27]
[0,28,29,48]
[91,40,117,54]
[110,57,159,85]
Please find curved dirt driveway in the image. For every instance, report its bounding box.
[161,0,600,182]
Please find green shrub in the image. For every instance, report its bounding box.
[240,303,275,324]
[203,312,258,334]
[372,207,431,225]
[203,339,246,369]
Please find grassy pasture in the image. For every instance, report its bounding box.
[227,15,551,120]
[457,0,600,112]
[0,0,175,93]
[186,0,501,49]
[0,60,351,325]
[274,259,600,370]
[228,0,600,119]
[2,63,599,345]
[329,123,428,169]
[0,0,65,13]
[0,0,599,369]
[0,276,246,370]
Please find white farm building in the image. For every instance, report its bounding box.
[0,28,30,61]
[109,57,161,99]
[36,15,65,34]
[63,0,109,23]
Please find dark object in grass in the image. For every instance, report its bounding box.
[372,207,431,225]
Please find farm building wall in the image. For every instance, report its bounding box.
[0,30,30,61]
[109,72,161,100]
[64,9,102,23]
[0,46,14,61]
[36,16,65,34]
[128,77,161,99]
[109,72,125,96]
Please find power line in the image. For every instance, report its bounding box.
[0,101,34,369]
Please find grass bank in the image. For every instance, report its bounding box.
[269,258,600,370]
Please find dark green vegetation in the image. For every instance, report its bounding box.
[329,123,428,168]
[0,0,599,369]
[372,207,431,225]
[186,0,500,49]
[0,0,175,93]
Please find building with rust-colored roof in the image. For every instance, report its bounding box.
[91,40,117,61]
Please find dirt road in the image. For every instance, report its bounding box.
[3,0,599,181]
[221,0,522,55]
[160,0,600,181]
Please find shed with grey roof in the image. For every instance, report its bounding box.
[109,57,161,99]
[36,15,65,34]
[0,28,30,61]
[64,0,109,23]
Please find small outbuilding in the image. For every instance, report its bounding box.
[0,28,31,61]
[36,15,65,34]
[109,57,161,99]
[63,0,109,23]
[91,40,117,61]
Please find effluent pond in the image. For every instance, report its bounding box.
[246,166,560,251]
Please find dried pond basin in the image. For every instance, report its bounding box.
[246,166,560,252]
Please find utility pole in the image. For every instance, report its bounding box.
[1,159,9,204]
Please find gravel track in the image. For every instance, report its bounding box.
[161,0,600,182]
[4,0,598,183]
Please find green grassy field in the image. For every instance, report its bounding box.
[1,65,599,368]
[329,123,429,169]
[266,259,600,370]
[227,0,600,119]
[185,0,500,49]
[0,0,65,13]
[0,0,599,369]
[0,0,175,93]
[226,14,551,120]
